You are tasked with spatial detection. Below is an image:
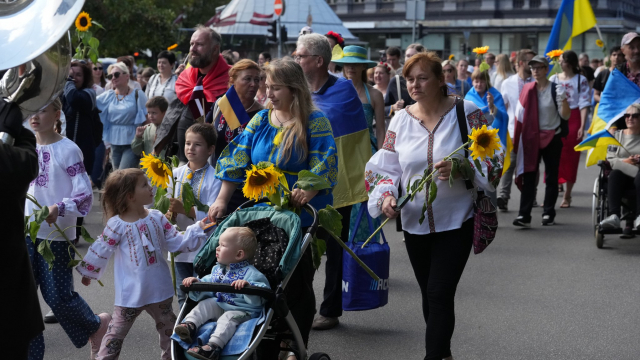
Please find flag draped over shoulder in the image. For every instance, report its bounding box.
[584,69,640,165]
[175,54,231,112]
[312,77,372,208]
[465,86,512,173]
[513,82,541,189]
[217,85,251,130]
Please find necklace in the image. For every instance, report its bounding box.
[244,100,257,112]
[274,110,294,129]
[116,87,130,101]
[150,74,175,97]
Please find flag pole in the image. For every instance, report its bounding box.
[594,23,603,42]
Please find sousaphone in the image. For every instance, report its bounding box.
[1,0,86,120]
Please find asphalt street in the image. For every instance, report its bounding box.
[37,154,640,359]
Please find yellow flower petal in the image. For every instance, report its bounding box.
[472,46,489,55]
[596,39,604,48]
[242,164,281,201]
[139,152,172,189]
[546,49,564,60]
[75,12,92,32]
[467,125,501,160]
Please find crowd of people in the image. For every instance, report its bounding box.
[10,17,640,360]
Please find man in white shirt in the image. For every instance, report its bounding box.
[497,49,536,211]
[486,52,497,83]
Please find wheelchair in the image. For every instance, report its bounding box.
[592,160,638,248]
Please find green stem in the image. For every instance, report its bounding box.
[26,194,104,286]
[323,228,380,282]
[361,141,471,248]
[169,179,178,296]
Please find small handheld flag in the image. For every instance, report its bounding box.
[574,129,626,166]
[217,85,251,131]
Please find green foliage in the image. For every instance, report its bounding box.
[81,226,95,244]
[428,181,437,205]
[182,183,196,219]
[29,221,40,242]
[418,202,427,225]
[311,235,327,270]
[68,259,82,268]
[460,159,475,180]
[33,206,49,225]
[474,158,484,177]
[37,240,55,271]
[295,170,332,191]
[318,205,343,236]
[194,198,209,213]
[171,155,180,169]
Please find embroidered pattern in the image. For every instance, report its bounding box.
[365,170,394,195]
[309,116,333,134]
[124,224,139,266]
[78,260,101,278]
[32,149,51,188]
[382,130,397,152]
[377,190,394,210]
[234,150,250,167]
[66,161,86,177]
[73,193,92,216]
[466,109,489,129]
[56,202,66,217]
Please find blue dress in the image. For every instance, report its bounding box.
[349,86,382,244]
[215,109,338,227]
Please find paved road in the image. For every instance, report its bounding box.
[38,155,640,359]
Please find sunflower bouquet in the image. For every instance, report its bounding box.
[241,162,380,281]
[546,49,564,78]
[24,194,103,286]
[362,125,502,247]
[140,152,210,293]
[72,11,104,64]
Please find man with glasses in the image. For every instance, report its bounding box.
[512,55,571,227]
[296,33,371,332]
[497,49,536,211]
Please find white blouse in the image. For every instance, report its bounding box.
[167,163,221,263]
[76,210,206,308]
[366,99,504,235]
[549,74,591,110]
[25,138,93,241]
[145,74,177,104]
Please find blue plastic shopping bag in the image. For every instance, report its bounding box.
[342,202,390,311]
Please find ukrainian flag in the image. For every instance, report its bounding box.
[545,0,596,72]
[217,85,251,130]
[574,130,623,166]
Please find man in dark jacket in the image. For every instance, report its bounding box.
[0,100,43,359]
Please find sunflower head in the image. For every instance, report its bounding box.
[448,54,455,60]
[75,12,92,32]
[472,46,489,55]
[242,164,281,201]
[546,49,564,60]
[596,39,604,48]
[467,125,501,160]
[140,152,172,189]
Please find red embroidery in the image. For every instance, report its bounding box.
[382,130,397,152]
[466,109,488,129]
[377,191,394,210]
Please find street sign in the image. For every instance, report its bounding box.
[274,0,285,17]
[406,1,425,21]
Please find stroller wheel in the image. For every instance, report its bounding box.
[309,353,331,360]
[596,229,604,249]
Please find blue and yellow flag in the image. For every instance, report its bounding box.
[217,85,251,131]
[574,129,623,166]
[545,0,596,72]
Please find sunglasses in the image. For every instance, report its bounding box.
[93,67,103,71]
[443,68,454,73]
[106,72,121,80]
[624,113,640,120]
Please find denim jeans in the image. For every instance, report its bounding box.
[110,144,140,170]
[175,261,196,310]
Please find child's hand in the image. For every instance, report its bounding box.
[182,277,199,287]
[45,204,59,225]
[81,276,91,286]
[168,198,186,215]
[135,125,147,138]
[231,280,249,290]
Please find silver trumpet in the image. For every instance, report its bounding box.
[1,0,86,140]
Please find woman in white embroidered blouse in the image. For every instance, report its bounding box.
[549,50,592,208]
[365,52,503,360]
[145,50,178,104]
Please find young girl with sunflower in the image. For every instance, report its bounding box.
[210,58,337,355]
[365,52,504,360]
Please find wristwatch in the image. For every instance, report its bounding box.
[0,132,15,146]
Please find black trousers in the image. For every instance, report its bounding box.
[607,169,640,217]
[318,205,352,318]
[403,218,473,360]
[519,134,563,219]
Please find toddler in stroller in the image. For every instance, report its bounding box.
[175,227,270,360]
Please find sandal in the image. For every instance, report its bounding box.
[560,197,571,208]
[174,322,197,344]
[187,344,222,360]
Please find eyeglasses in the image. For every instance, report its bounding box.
[294,54,318,62]
[624,113,640,120]
[93,67,103,71]
[106,72,121,80]
[529,66,547,71]
[443,68,454,74]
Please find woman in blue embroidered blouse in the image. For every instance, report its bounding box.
[209,58,337,351]
[96,62,148,170]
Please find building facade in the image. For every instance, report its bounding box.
[328,0,640,61]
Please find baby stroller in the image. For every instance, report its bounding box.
[592,160,638,248]
[171,199,331,360]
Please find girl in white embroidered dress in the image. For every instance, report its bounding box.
[76,168,208,359]
[365,52,504,360]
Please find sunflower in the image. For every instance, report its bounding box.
[167,43,178,51]
[467,125,501,160]
[546,49,564,60]
[472,46,489,55]
[596,39,604,48]
[448,54,455,60]
[140,152,172,189]
[75,12,92,32]
[242,164,281,201]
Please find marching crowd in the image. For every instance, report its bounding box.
[11,20,640,360]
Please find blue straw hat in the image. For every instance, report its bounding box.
[331,45,377,68]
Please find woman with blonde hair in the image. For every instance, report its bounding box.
[493,53,515,91]
[442,59,470,97]
[210,58,338,349]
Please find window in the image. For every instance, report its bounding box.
[513,0,524,8]
[530,0,541,8]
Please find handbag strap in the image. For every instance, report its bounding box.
[455,99,475,191]
[349,201,386,245]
